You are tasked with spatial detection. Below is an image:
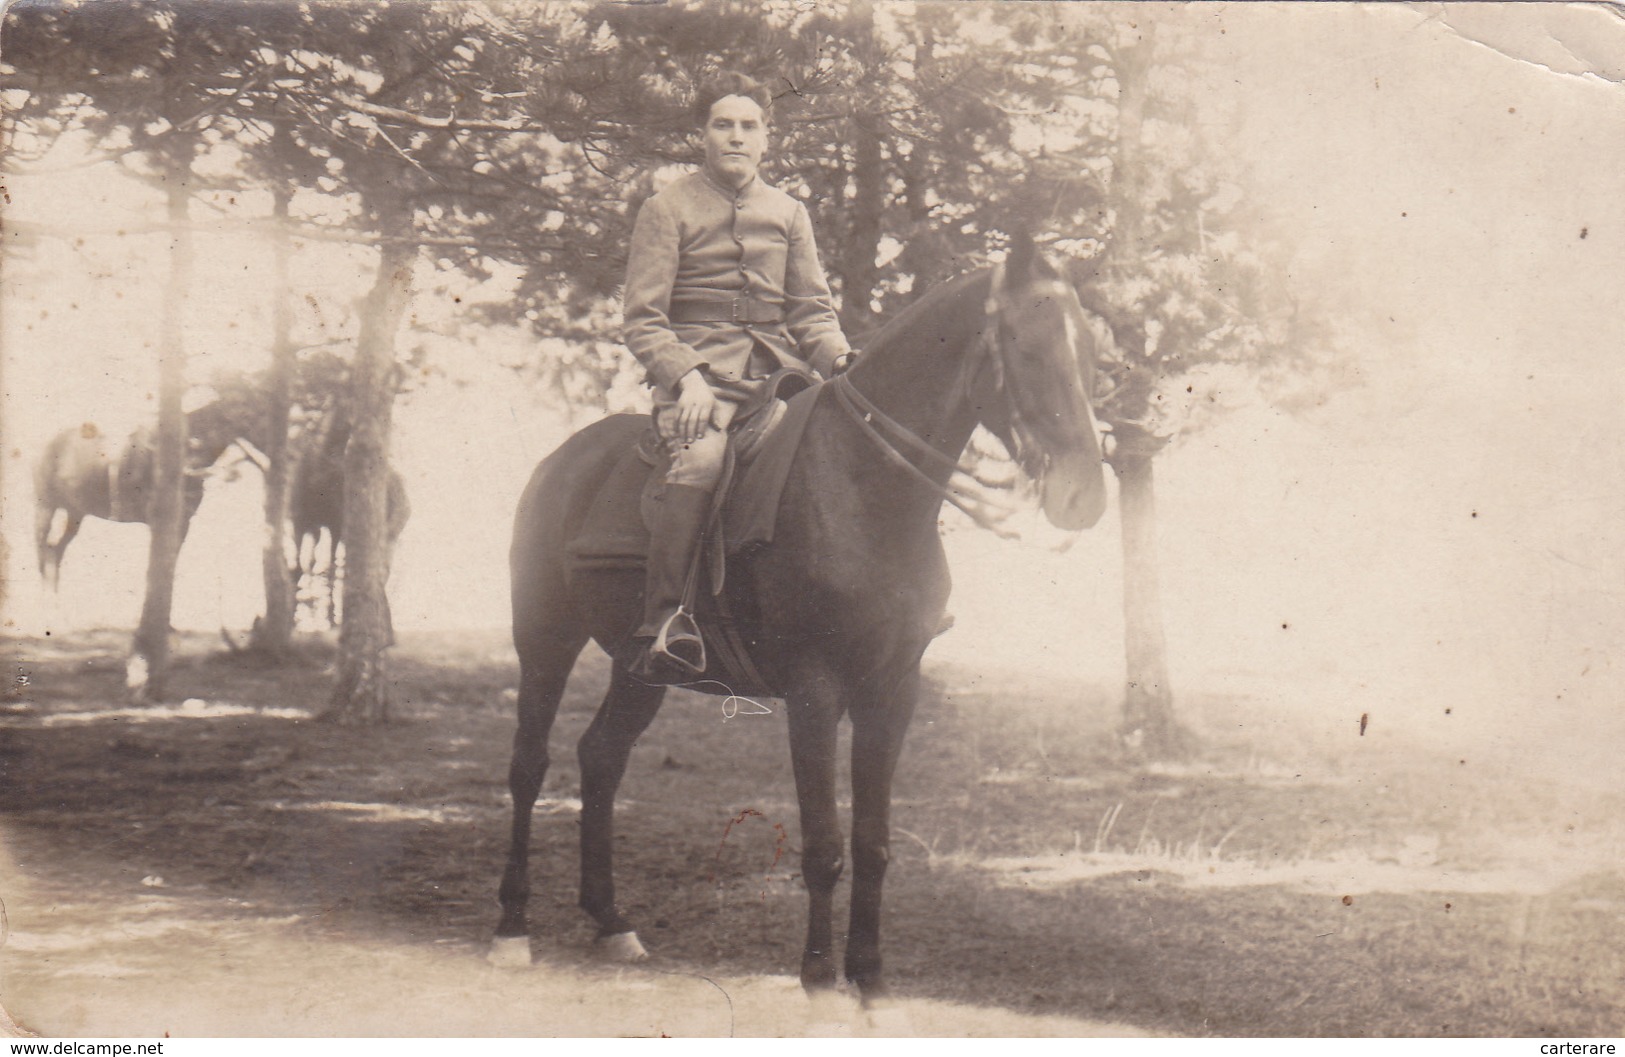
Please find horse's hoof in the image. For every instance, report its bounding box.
[595,930,649,962]
[487,935,533,969]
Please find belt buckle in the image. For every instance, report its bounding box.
[731,297,748,325]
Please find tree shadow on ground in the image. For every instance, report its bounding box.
[3,630,1622,1036]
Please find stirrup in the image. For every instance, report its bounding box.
[651,606,706,677]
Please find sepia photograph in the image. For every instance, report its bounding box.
[1,0,1623,1040]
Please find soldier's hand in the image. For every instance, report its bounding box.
[674,370,717,444]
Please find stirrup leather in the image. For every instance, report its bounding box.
[650,605,706,677]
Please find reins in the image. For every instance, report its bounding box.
[828,266,1024,540]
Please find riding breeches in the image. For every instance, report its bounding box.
[651,382,751,490]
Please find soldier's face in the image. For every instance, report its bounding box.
[703,95,767,189]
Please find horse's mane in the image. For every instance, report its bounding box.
[854,269,990,361]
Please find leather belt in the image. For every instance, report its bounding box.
[669,297,783,325]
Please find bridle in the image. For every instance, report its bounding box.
[828,264,1041,539]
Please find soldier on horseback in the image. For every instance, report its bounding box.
[621,71,855,684]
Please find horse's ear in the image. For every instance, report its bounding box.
[1006,231,1038,282]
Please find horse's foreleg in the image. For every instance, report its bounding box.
[575,663,666,957]
[787,683,846,994]
[844,665,921,1005]
[492,627,586,967]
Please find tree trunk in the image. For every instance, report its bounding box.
[896,26,947,296]
[1113,441,1192,759]
[130,155,193,703]
[1112,29,1150,265]
[0,166,10,622]
[836,0,883,334]
[248,173,300,653]
[839,116,884,333]
[250,176,298,656]
[323,209,414,724]
[1106,24,1190,758]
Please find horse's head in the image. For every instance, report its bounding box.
[186,382,271,466]
[973,235,1108,530]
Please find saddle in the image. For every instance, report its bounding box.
[108,433,155,522]
[564,370,822,694]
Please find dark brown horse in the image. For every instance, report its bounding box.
[33,394,264,590]
[492,237,1107,1005]
[289,406,411,628]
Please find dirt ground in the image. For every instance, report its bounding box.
[2,628,1623,1038]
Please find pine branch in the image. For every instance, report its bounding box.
[5,214,571,255]
[334,92,548,133]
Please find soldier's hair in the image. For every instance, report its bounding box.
[692,71,773,128]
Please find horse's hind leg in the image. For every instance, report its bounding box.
[576,661,666,959]
[36,507,81,592]
[34,503,56,586]
[491,622,587,967]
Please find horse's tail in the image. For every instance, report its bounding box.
[33,430,69,495]
[386,470,411,543]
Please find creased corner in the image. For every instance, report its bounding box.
[1425,1,1625,86]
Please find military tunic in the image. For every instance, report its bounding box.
[622,169,851,402]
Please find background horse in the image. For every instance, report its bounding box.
[33,394,264,590]
[289,403,410,632]
[493,236,1107,1007]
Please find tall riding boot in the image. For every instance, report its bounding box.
[628,483,713,684]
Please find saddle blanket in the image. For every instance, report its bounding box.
[564,380,824,578]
